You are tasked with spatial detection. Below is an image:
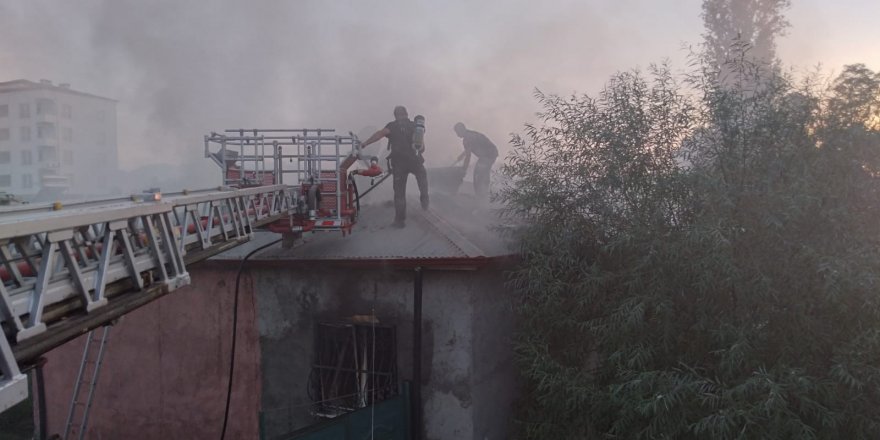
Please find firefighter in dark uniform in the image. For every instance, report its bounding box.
[454,122,498,198]
[361,106,429,228]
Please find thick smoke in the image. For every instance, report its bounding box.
[1,0,875,193]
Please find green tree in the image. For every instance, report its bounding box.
[702,0,790,72]
[825,64,880,130]
[501,60,880,439]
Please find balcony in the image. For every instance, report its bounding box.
[36,123,57,141]
[39,166,62,177]
[40,174,69,189]
[37,145,59,163]
[35,99,57,121]
[39,166,69,190]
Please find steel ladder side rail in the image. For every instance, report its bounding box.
[63,327,97,440]
[77,327,108,440]
[62,325,112,440]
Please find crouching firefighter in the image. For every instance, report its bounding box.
[454,122,498,199]
[360,105,429,228]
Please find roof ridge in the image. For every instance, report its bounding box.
[416,203,486,258]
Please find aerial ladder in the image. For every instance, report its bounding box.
[205,128,385,235]
[0,129,387,416]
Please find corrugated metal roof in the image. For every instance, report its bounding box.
[212,193,513,262]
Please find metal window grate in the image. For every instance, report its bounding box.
[308,321,398,419]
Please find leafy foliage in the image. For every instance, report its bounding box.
[500,58,880,439]
[702,0,791,68]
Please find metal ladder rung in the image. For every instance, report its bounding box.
[63,326,112,440]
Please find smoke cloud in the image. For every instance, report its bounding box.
[0,0,876,192]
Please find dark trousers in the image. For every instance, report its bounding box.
[391,157,429,222]
[473,156,496,197]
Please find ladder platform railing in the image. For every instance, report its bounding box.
[0,184,291,412]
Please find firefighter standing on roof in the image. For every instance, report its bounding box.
[361,106,429,229]
[454,122,498,198]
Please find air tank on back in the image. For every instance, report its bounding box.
[413,115,425,154]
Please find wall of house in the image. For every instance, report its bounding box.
[39,268,261,439]
[471,271,519,440]
[251,265,517,440]
[34,262,516,440]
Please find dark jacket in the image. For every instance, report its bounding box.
[385,119,422,165]
[462,129,498,159]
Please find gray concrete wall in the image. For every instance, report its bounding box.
[471,271,518,440]
[253,265,516,440]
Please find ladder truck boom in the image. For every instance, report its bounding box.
[0,128,389,414]
[0,184,291,412]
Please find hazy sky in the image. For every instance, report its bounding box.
[1,0,877,188]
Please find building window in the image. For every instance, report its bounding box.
[0,104,8,118]
[38,145,57,163]
[0,128,9,141]
[19,103,29,118]
[62,104,72,119]
[21,150,32,165]
[37,122,55,139]
[0,152,9,164]
[0,175,10,187]
[20,127,31,142]
[63,150,73,165]
[309,322,398,417]
[62,127,73,142]
[22,174,32,189]
[36,98,56,116]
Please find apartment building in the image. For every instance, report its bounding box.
[0,79,118,200]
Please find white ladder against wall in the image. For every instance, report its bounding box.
[63,325,112,440]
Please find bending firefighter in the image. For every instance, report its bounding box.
[361,106,429,228]
[454,122,498,198]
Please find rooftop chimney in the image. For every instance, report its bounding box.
[39,79,52,85]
